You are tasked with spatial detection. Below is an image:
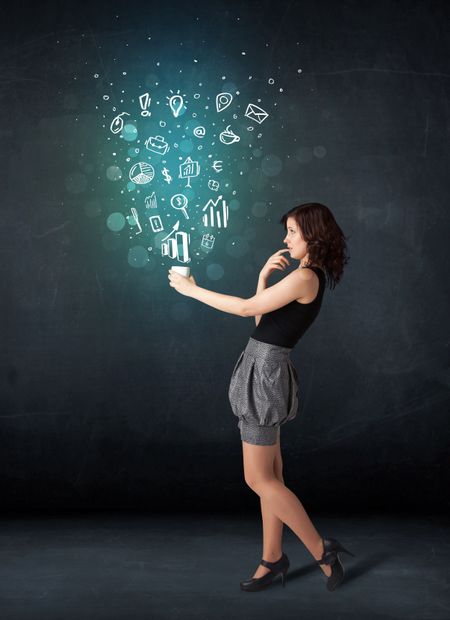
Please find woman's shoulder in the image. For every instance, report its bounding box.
[299,265,323,278]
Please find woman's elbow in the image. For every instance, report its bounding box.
[241,301,256,318]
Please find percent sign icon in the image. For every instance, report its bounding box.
[170,194,189,219]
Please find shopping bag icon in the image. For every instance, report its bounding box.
[244,103,269,124]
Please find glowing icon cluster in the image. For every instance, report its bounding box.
[103,77,270,268]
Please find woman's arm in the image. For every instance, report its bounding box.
[187,270,311,317]
[168,264,311,318]
[189,286,246,316]
[255,274,268,326]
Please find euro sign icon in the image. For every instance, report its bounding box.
[212,160,223,173]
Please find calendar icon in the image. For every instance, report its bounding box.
[201,233,215,250]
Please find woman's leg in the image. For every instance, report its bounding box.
[242,439,331,577]
[252,435,285,578]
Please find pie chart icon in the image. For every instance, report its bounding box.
[129,162,155,184]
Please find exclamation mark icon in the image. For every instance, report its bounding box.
[139,93,151,117]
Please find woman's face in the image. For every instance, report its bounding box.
[283,216,308,261]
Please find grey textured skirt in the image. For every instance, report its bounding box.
[228,337,299,446]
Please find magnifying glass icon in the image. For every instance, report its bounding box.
[170,194,189,219]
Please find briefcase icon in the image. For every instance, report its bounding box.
[244,103,269,124]
[145,135,170,155]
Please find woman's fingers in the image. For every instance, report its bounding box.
[274,256,289,267]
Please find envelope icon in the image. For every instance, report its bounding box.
[245,103,269,124]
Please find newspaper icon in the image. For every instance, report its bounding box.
[244,103,269,124]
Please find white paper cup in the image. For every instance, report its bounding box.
[171,266,191,277]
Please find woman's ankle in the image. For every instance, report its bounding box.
[261,550,283,561]
[312,536,325,561]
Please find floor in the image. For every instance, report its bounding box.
[0,513,448,620]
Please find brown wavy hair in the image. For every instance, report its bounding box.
[279,202,350,290]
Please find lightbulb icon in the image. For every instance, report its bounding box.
[168,94,184,117]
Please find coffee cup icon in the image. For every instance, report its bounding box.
[219,125,240,145]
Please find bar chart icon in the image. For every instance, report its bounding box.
[160,221,191,263]
[202,196,229,228]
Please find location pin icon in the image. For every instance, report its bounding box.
[169,95,184,117]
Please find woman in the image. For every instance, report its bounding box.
[168,202,354,592]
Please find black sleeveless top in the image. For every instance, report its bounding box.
[250,266,326,348]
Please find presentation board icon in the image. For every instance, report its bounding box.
[216,92,233,113]
[179,156,200,188]
[145,135,169,155]
[129,162,155,184]
[244,103,269,124]
[202,195,229,228]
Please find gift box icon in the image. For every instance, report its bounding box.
[145,135,170,155]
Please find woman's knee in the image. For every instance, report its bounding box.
[244,459,282,489]
[244,473,277,491]
[242,439,280,489]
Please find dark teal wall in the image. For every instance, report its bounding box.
[1,0,449,513]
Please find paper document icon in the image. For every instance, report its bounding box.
[244,103,269,124]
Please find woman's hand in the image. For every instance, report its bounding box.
[168,269,197,297]
[260,249,291,279]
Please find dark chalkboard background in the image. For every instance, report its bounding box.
[1,0,449,514]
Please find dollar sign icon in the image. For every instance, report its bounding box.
[162,167,172,184]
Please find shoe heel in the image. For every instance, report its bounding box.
[335,543,355,557]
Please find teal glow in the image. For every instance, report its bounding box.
[261,154,282,176]
[93,59,289,272]
[106,212,126,231]
[128,245,149,268]
[179,139,194,153]
[252,201,268,217]
[106,166,122,181]
[122,123,138,141]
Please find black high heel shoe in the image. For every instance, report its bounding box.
[240,552,290,591]
[316,537,355,591]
